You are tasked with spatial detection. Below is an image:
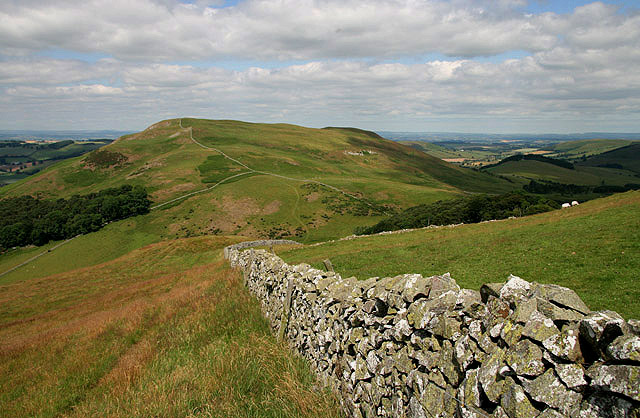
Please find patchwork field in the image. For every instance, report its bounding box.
[0,140,112,185]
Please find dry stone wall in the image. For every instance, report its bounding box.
[225,244,640,418]
[223,239,299,259]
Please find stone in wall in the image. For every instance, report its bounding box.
[225,243,640,418]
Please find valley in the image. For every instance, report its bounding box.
[0,118,638,417]
[0,139,113,186]
[0,118,517,284]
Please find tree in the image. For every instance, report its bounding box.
[0,185,151,250]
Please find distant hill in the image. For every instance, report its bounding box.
[482,152,639,193]
[544,139,635,160]
[0,118,516,248]
[483,153,574,170]
[577,142,640,174]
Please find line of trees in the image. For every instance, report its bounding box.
[0,185,151,250]
[355,191,557,235]
[523,180,640,195]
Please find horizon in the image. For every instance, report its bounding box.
[3,126,640,138]
[1,0,640,133]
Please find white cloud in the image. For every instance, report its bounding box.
[1,48,639,131]
[0,0,564,61]
[0,0,639,132]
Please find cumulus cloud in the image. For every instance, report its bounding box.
[0,0,562,61]
[0,0,639,132]
[2,49,639,131]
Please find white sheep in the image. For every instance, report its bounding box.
[571,201,579,206]
[562,203,571,208]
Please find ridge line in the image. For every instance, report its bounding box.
[177,118,386,214]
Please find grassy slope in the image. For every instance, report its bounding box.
[548,139,634,160]
[0,215,165,285]
[0,118,511,303]
[2,119,512,201]
[485,159,638,186]
[0,118,514,253]
[280,191,640,319]
[578,142,640,174]
[0,236,341,418]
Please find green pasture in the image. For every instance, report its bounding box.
[280,191,640,319]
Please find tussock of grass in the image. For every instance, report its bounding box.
[0,236,341,417]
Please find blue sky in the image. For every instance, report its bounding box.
[525,0,638,13]
[1,0,639,133]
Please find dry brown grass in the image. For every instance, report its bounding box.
[263,199,282,214]
[0,235,341,418]
[152,182,197,201]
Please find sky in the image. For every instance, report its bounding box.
[1,0,639,133]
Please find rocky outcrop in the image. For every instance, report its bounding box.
[225,245,640,417]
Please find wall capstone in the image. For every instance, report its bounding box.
[225,243,640,418]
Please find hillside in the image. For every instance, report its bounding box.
[578,142,640,174]
[546,138,635,160]
[0,118,514,245]
[279,190,640,319]
[0,236,341,417]
[0,119,638,416]
[483,158,638,188]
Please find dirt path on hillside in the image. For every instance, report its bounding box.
[0,118,385,277]
[177,119,383,213]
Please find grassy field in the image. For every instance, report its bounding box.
[0,236,341,418]
[279,191,640,319]
[0,215,165,285]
